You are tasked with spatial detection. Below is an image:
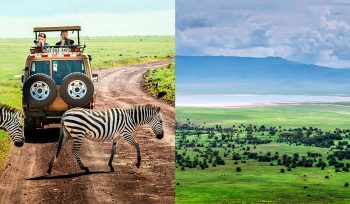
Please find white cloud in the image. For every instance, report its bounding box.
[316,50,350,68]
[176,0,350,68]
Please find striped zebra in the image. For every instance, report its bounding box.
[0,104,25,147]
[47,104,164,174]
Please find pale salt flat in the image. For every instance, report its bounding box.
[175,94,350,108]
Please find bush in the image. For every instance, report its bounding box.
[232,153,242,160]
[144,63,175,102]
[280,168,285,173]
[236,167,242,172]
[345,182,349,187]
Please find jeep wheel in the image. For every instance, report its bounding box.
[23,74,57,108]
[60,72,94,107]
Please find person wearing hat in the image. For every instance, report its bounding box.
[35,32,50,47]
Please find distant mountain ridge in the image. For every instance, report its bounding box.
[176,56,350,95]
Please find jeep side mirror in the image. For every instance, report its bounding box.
[92,74,98,82]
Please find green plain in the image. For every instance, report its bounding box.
[176,105,350,204]
[176,105,350,130]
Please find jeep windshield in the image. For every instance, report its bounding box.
[31,61,50,76]
[52,60,85,85]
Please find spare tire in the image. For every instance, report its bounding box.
[60,72,94,107]
[23,74,57,108]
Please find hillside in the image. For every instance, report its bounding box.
[176,56,350,95]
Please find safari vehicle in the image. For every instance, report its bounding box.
[22,26,98,133]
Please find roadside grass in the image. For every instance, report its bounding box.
[0,39,27,172]
[144,63,175,102]
[0,134,10,173]
[0,36,174,173]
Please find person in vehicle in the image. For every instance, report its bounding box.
[55,31,74,46]
[34,33,49,47]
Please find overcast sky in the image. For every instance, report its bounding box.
[0,0,174,37]
[176,0,350,68]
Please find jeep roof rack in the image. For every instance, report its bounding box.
[33,26,82,45]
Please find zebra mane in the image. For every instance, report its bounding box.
[127,104,160,114]
[125,104,161,126]
[143,104,160,109]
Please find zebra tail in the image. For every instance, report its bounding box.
[56,126,64,158]
[56,122,69,158]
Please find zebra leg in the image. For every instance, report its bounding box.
[47,126,70,175]
[108,141,117,172]
[123,135,141,168]
[72,135,90,173]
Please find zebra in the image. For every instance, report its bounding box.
[0,104,25,147]
[47,104,164,174]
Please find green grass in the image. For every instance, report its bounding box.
[0,39,28,171]
[177,165,350,204]
[176,105,350,130]
[0,134,10,173]
[0,36,174,173]
[144,63,175,102]
[83,36,174,68]
[176,105,350,203]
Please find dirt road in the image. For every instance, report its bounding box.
[0,60,175,203]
